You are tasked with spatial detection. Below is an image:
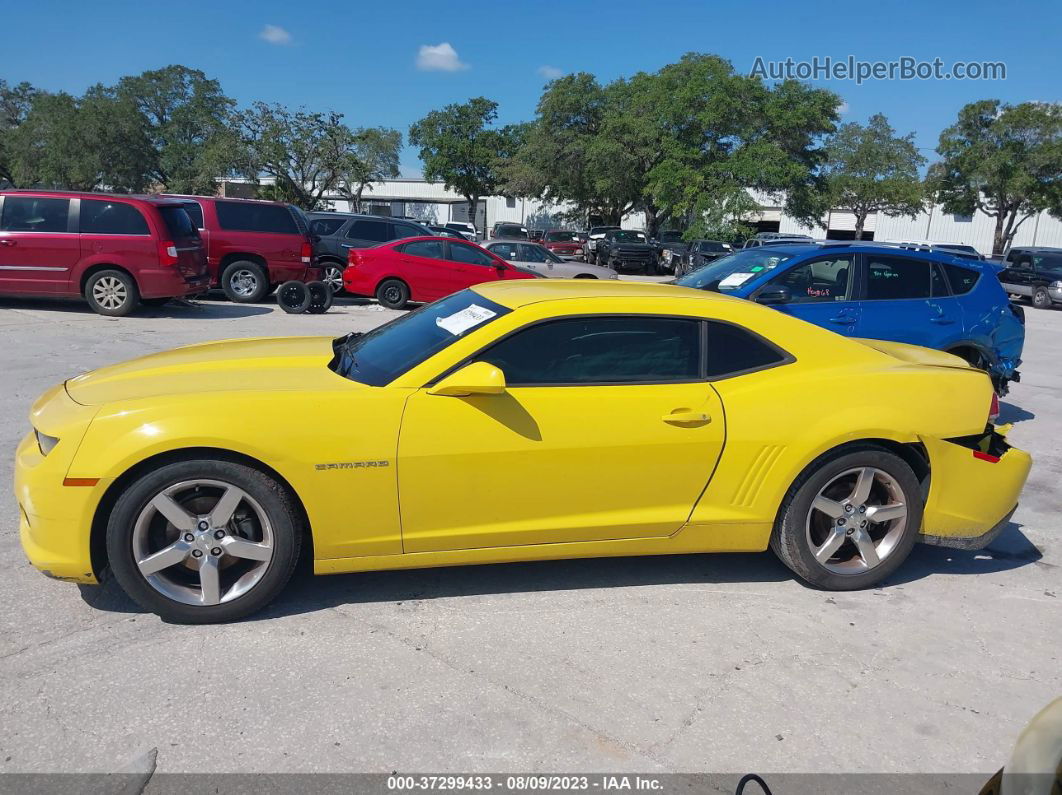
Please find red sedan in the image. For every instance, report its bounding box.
[343,236,538,309]
[541,229,584,257]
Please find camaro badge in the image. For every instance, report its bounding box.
[315,460,390,471]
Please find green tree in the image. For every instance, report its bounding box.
[0,79,37,186]
[932,100,1062,255]
[334,126,402,211]
[505,54,839,238]
[236,102,357,210]
[823,113,926,239]
[409,98,520,231]
[7,87,154,191]
[116,65,239,194]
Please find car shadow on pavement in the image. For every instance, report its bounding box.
[0,296,273,319]
[998,401,1036,424]
[76,522,1046,621]
[883,522,1044,586]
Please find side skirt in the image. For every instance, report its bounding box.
[314,521,773,576]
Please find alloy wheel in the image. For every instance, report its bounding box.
[92,276,128,310]
[323,265,343,293]
[229,269,260,298]
[805,467,907,574]
[131,479,275,606]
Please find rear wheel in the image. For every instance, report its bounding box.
[85,270,139,317]
[106,460,302,623]
[771,447,922,590]
[222,261,269,303]
[321,263,344,294]
[1032,286,1052,309]
[376,279,409,310]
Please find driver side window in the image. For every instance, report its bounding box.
[768,256,853,303]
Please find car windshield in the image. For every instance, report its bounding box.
[330,291,512,386]
[698,241,727,252]
[675,248,795,291]
[612,231,646,243]
[660,231,684,242]
[590,226,619,235]
[544,231,577,241]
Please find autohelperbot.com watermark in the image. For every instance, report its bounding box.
[751,55,1006,84]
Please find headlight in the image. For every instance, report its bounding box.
[35,430,59,456]
[661,249,671,259]
[1050,281,1062,290]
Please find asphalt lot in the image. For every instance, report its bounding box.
[0,286,1058,779]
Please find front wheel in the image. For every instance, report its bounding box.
[770,447,922,590]
[1032,287,1052,309]
[105,460,302,623]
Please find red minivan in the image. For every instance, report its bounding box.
[0,190,209,316]
[343,236,538,309]
[165,195,320,303]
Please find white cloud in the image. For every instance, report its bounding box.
[538,65,563,80]
[259,25,292,45]
[416,43,468,72]
[837,100,850,114]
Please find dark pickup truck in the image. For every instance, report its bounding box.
[595,229,656,274]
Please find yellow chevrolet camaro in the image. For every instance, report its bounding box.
[16,281,1031,622]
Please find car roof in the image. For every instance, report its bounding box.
[470,278,739,309]
[742,242,987,266]
[161,193,291,207]
[2,189,187,206]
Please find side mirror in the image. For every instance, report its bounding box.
[756,285,791,305]
[427,362,507,397]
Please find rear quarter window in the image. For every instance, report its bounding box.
[943,264,980,295]
[215,201,299,234]
[80,200,149,235]
[705,321,788,378]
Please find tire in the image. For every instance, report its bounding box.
[321,262,345,294]
[1032,287,1052,309]
[375,278,410,310]
[305,280,333,314]
[221,261,270,303]
[645,260,658,276]
[84,269,140,317]
[573,273,597,279]
[770,446,922,591]
[105,459,302,623]
[277,280,311,314]
[596,252,606,267]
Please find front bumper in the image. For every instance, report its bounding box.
[918,426,1031,548]
[15,430,103,584]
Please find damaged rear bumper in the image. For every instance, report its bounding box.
[917,425,1031,549]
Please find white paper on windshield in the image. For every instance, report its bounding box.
[719,272,755,288]
[435,304,497,335]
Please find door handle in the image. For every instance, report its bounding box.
[0,239,15,247]
[930,316,954,324]
[827,314,853,324]
[663,410,711,425]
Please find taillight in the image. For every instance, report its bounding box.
[347,249,359,267]
[158,240,178,266]
[301,242,312,264]
[989,393,1000,423]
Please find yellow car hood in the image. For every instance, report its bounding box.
[66,336,349,405]
[852,338,974,371]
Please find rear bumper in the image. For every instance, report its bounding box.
[920,505,1015,550]
[918,427,1031,548]
[138,269,211,299]
[268,264,323,284]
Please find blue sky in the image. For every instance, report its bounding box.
[5,0,1060,176]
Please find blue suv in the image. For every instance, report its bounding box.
[674,243,1025,393]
